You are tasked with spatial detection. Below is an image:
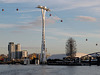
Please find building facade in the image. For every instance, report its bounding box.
[8,42,16,60]
[8,42,23,60]
[22,50,28,58]
[15,44,22,59]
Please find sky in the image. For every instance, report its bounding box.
[0,0,100,55]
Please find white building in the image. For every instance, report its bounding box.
[22,50,28,58]
[48,53,87,60]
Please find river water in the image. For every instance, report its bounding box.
[0,65,100,75]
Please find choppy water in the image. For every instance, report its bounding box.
[0,65,100,75]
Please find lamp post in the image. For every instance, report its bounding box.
[37,5,50,64]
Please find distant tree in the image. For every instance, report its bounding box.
[65,37,77,58]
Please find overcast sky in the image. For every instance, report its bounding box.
[0,0,100,55]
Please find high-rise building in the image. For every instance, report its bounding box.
[15,44,22,59]
[8,42,16,60]
[15,44,21,51]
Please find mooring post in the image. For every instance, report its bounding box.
[97,57,100,66]
[89,57,91,66]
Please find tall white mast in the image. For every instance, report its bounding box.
[37,5,50,64]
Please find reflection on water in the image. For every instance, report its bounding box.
[0,65,100,75]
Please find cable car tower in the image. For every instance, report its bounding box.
[37,5,50,64]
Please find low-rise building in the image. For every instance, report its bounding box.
[22,50,28,58]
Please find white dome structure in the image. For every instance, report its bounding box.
[48,53,87,59]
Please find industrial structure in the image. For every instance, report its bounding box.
[37,5,50,64]
[65,37,77,58]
